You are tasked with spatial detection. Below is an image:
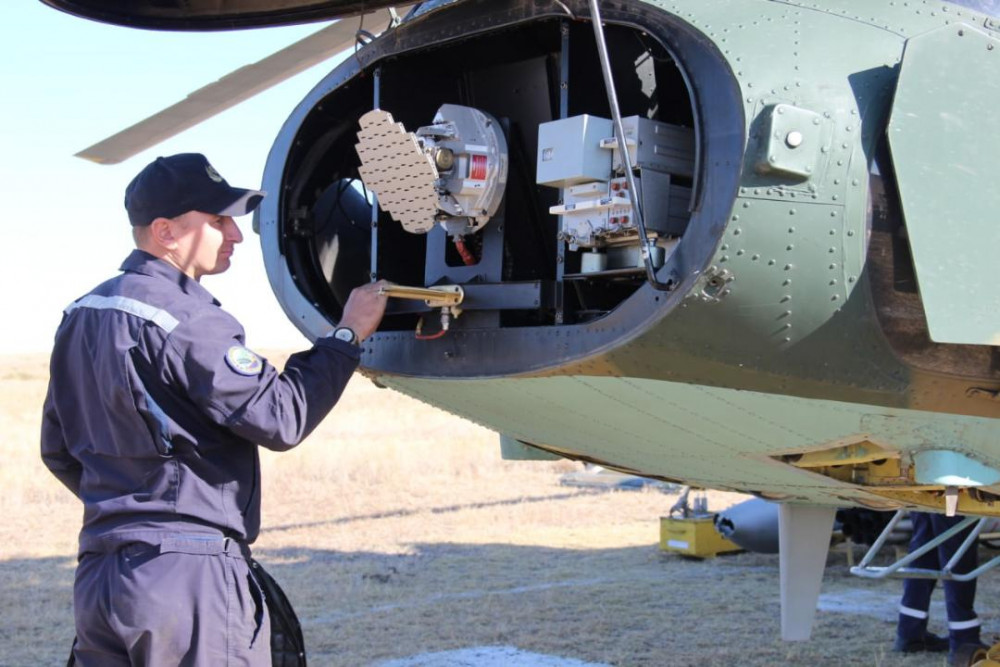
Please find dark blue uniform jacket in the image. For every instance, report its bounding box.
[41,250,360,555]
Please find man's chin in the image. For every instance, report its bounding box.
[206,258,232,276]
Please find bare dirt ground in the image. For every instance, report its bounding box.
[1,352,997,666]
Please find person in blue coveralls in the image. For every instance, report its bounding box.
[894,511,989,665]
[41,153,388,666]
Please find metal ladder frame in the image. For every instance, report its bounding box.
[850,510,1000,581]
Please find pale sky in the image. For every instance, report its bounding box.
[1,2,354,354]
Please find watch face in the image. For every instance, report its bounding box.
[334,327,356,344]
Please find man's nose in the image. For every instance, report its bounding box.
[226,218,244,243]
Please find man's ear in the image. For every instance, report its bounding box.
[148,217,179,250]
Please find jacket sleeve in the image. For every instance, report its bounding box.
[40,381,82,495]
[163,309,361,451]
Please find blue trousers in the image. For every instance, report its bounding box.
[897,512,980,649]
[73,536,271,666]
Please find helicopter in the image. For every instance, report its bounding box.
[41,0,1000,646]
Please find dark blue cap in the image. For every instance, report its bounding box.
[124,153,265,227]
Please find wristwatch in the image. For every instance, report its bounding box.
[331,326,359,346]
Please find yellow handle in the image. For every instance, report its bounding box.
[377,284,464,307]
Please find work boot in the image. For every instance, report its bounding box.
[893,631,949,653]
[948,641,990,667]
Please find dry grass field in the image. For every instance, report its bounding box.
[1,352,997,666]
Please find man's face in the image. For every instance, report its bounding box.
[167,210,244,280]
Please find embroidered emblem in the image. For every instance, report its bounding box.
[206,164,224,183]
[225,346,263,376]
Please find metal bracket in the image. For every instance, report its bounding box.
[698,267,733,302]
[755,103,823,180]
[388,6,404,27]
[850,510,1000,581]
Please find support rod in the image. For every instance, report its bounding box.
[587,0,672,292]
[851,514,1000,582]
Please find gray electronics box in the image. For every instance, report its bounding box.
[536,115,614,188]
[612,116,696,177]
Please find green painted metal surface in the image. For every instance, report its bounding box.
[601,0,900,385]
[889,24,1000,345]
[499,434,562,461]
[380,373,1000,505]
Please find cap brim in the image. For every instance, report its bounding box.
[217,189,266,217]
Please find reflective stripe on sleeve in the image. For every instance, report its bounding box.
[66,295,180,333]
[949,618,981,631]
[899,605,929,619]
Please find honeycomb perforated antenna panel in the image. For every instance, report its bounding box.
[356,109,439,234]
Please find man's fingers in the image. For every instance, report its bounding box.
[339,281,391,340]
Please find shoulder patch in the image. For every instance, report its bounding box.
[225,345,263,376]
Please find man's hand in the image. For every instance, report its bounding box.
[338,280,390,341]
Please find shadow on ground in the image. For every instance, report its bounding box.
[5,541,987,667]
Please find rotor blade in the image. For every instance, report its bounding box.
[76,6,412,165]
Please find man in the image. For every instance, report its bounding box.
[41,153,388,666]
[895,511,987,664]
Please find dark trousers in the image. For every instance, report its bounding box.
[72,536,271,667]
[897,512,980,649]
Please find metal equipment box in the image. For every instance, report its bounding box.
[612,116,695,177]
[536,115,613,188]
[659,516,743,558]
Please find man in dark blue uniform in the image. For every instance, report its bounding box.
[895,511,986,663]
[41,153,388,666]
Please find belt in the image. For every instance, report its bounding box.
[157,535,251,559]
[81,531,251,559]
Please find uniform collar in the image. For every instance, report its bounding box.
[120,249,221,305]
